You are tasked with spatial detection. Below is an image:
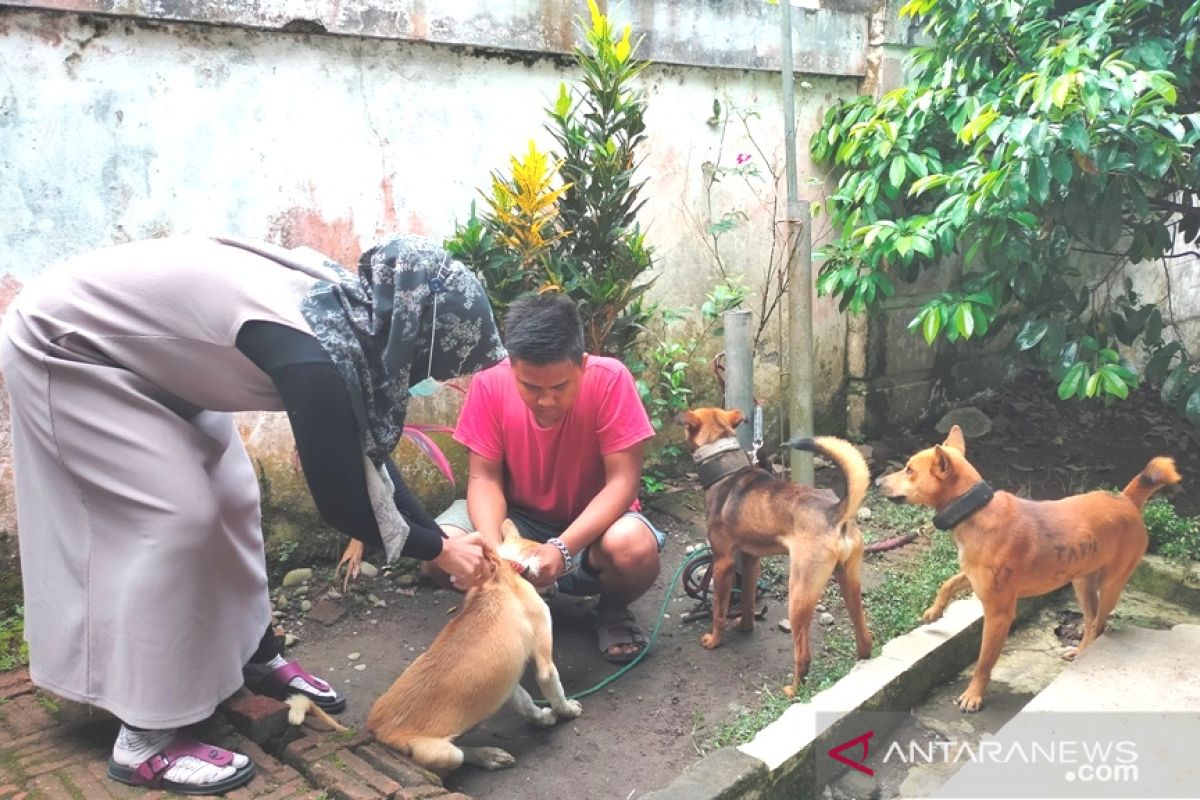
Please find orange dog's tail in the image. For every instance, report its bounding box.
[1122,456,1181,509]
[789,435,870,527]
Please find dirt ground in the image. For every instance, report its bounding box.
[278,372,1200,800]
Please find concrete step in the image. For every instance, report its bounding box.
[831,589,1200,799]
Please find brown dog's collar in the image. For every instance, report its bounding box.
[932,480,995,530]
[694,438,752,489]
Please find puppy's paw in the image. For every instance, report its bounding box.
[737,617,755,633]
[700,632,723,650]
[1060,646,1080,661]
[473,747,516,770]
[555,699,583,720]
[921,606,944,624]
[955,689,984,712]
[530,706,557,727]
[782,684,796,699]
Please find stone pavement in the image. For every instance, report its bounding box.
[0,669,470,800]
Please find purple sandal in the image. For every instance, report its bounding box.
[246,660,346,713]
[106,733,256,795]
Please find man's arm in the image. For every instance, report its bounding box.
[464,450,508,548]
[525,441,644,586]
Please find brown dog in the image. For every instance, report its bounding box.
[678,408,873,697]
[366,520,582,775]
[878,424,1180,711]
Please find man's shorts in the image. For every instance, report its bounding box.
[435,498,667,596]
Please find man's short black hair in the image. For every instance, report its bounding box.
[504,292,585,365]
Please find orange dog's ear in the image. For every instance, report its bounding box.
[724,408,746,428]
[932,445,955,476]
[676,411,700,428]
[942,424,966,454]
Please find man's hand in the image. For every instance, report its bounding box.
[432,532,494,590]
[525,543,568,589]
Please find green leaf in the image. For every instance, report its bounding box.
[889,156,907,189]
[1162,364,1196,408]
[1050,73,1074,109]
[1097,180,1124,249]
[1186,386,1200,428]
[1028,158,1050,205]
[1100,369,1130,399]
[1040,321,1066,363]
[909,174,949,197]
[921,308,942,344]
[1015,319,1050,350]
[1059,363,1087,399]
[1145,342,1182,384]
[1144,309,1163,345]
[555,83,572,118]
[1084,371,1102,398]
[955,304,975,339]
[1049,151,1073,186]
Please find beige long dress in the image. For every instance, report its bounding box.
[0,236,338,728]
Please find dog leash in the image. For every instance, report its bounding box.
[539,545,714,704]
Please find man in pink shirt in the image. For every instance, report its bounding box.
[435,292,664,663]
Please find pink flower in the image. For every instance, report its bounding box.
[736,153,752,165]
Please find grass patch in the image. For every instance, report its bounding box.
[863,491,935,545]
[35,691,59,715]
[0,606,28,672]
[866,531,960,642]
[698,493,956,753]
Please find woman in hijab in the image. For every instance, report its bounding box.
[0,233,505,795]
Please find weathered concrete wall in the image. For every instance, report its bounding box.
[1124,231,1200,367]
[0,1,880,547]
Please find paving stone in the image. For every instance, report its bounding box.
[331,748,403,796]
[221,690,290,744]
[306,598,347,626]
[0,695,56,737]
[0,671,32,701]
[305,756,380,800]
[356,742,443,788]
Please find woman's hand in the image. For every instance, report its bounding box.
[336,539,364,592]
[432,532,493,590]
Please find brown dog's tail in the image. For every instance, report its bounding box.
[788,435,870,527]
[1121,456,1181,509]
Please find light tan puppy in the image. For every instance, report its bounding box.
[678,407,873,697]
[367,520,582,775]
[878,425,1180,712]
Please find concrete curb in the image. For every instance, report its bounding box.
[641,593,1053,800]
[1129,554,1200,613]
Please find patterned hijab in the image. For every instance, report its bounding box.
[300,233,506,465]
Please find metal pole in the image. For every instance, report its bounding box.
[723,309,754,450]
[782,0,814,484]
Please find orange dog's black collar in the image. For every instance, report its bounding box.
[932,480,995,530]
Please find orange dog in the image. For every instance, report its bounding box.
[679,407,873,697]
[878,425,1180,711]
[366,521,581,775]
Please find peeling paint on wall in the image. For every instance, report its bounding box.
[268,205,361,269]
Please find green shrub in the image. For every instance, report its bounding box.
[1143,497,1200,564]
[0,606,29,672]
[447,0,655,357]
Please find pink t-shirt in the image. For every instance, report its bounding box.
[453,356,655,524]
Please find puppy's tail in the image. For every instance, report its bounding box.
[789,436,870,527]
[285,694,348,732]
[1122,456,1181,510]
